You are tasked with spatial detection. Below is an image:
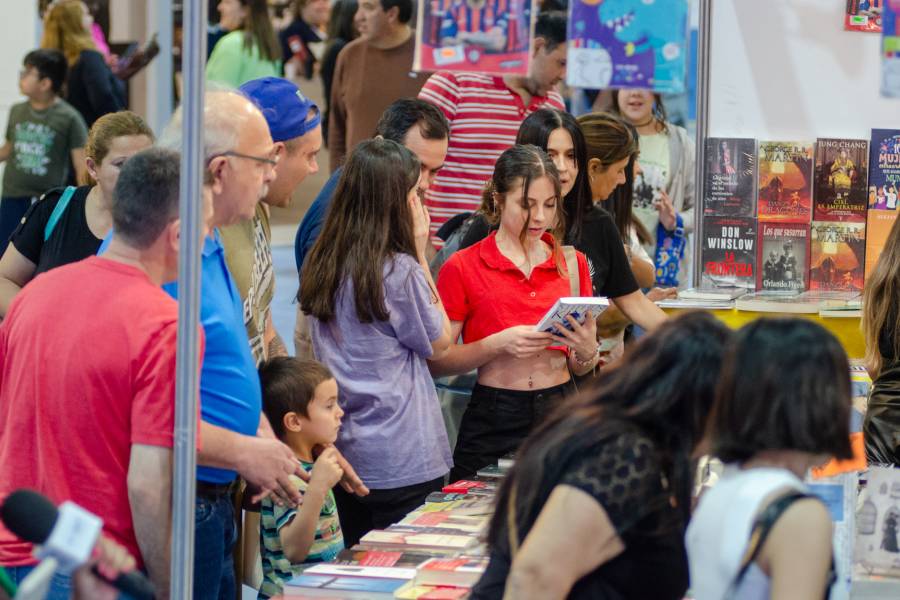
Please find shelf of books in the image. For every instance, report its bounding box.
[668,131,900,359]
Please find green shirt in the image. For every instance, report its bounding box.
[206,31,282,88]
[2,99,88,197]
[258,465,344,599]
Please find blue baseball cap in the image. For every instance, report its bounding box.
[238,77,321,143]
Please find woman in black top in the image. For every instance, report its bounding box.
[41,0,125,127]
[0,111,152,317]
[863,213,900,464]
[320,0,359,143]
[471,312,732,600]
[459,109,667,329]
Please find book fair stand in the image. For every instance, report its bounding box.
[678,1,900,597]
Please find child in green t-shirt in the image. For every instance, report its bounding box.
[257,357,346,599]
[0,49,88,243]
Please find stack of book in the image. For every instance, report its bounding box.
[280,464,511,599]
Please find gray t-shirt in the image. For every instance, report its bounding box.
[2,99,88,197]
[309,253,452,489]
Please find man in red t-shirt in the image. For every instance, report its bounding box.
[0,148,211,597]
[419,10,568,243]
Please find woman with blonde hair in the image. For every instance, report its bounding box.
[0,111,153,316]
[41,0,125,126]
[863,217,900,465]
[207,0,283,87]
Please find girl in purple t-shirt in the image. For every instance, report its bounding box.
[298,138,454,547]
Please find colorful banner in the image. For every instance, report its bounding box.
[414,0,534,75]
[566,0,689,93]
[883,0,900,97]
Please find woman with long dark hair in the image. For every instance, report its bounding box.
[320,0,358,142]
[299,138,453,547]
[611,90,695,287]
[207,0,282,87]
[470,312,732,599]
[433,145,602,480]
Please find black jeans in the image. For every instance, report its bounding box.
[333,476,446,547]
[450,381,573,482]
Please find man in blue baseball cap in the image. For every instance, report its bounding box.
[221,76,323,364]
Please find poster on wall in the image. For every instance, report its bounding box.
[883,0,900,97]
[566,0,689,93]
[845,0,884,32]
[414,0,535,75]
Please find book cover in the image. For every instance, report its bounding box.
[335,549,440,568]
[566,0,689,93]
[809,221,866,292]
[703,138,757,217]
[867,129,900,210]
[845,0,884,32]
[735,291,820,314]
[864,209,898,278]
[284,573,409,596]
[360,530,478,550]
[414,0,534,75]
[813,138,869,222]
[415,557,490,587]
[854,466,900,577]
[757,221,810,292]
[757,141,814,222]
[882,0,900,97]
[700,216,757,290]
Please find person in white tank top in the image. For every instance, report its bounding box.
[687,318,854,600]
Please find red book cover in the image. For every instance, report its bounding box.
[758,141,814,222]
[809,221,866,292]
[845,0,884,32]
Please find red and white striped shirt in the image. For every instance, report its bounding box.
[418,71,565,241]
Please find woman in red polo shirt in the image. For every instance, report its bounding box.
[433,144,600,481]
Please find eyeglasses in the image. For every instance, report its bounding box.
[214,150,278,167]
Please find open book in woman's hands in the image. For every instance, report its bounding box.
[534,297,610,334]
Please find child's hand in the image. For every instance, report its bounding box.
[309,446,344,492]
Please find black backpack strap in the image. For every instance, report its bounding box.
[729,491,811,596]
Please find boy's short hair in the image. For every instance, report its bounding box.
[710,318,854,463]
[24,49,67,94]
[259,357,334,440]
[535,10,567,52]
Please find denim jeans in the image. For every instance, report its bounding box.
[5,564,72,600]
[193,492,237,600]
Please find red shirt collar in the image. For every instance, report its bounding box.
[478,231,561,273]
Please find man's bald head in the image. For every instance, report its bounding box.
[159,90,277,227]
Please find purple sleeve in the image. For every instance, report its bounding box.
[385,255,443,359]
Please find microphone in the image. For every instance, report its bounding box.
[1,489,156,600]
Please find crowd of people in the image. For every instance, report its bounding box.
[0,1,886,600]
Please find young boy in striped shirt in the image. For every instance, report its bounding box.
[257,357,346,599]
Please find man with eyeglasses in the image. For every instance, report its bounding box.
[152,90,300,600]
[220,77,321,367]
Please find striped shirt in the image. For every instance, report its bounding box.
[258,468,344,599]
[418,71,564,241]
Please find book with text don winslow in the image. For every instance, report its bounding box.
[701,216,757,290]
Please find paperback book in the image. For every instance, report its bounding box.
[757,141,814,222]
[757,221,810,292]
[867,129,900,211]
[334,549,441,568]
[813,138,869,222]
[865,209,898,278]
[359,529,479,552]
[809,221,866,292]
[700,216,757,290]
[283,573,409,599]
[703,138,757,217]
[414,557,490,587]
